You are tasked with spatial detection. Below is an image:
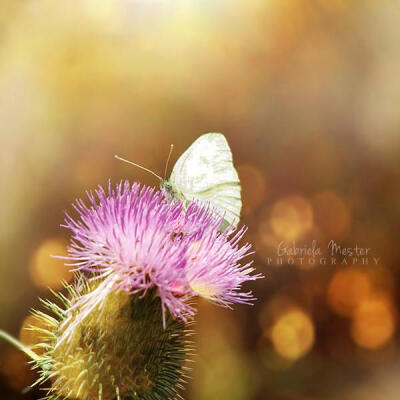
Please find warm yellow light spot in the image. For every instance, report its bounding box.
[19,314,52,356]
[237,164,266,215]
[269,195,313,240]
[29,238,72,290]
[270,308,314,360]
[351,294,395,350]
[189,280,217,298]
[313,191,351,238]
[83,0,119,24]
[327,268,371,318]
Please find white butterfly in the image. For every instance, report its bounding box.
[116,133,242,229]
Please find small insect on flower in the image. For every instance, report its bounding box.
[60,181,262,340]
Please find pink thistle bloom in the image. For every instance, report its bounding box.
[60,181,262,337]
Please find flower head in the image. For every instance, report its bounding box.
[62,181,261,331]
[0,181,262,400]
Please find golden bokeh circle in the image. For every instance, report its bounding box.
[269,308,315,360]
[19,314,53,356]
[327,268,371,318]
[351,294,395,350]
[269,195,313,241]
[29,238,72,290]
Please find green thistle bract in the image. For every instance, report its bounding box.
[30,280,193,400]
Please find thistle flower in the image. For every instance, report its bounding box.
[0,180,262,400]
[61,181,261,338]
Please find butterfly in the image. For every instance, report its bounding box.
[116,133,242,230]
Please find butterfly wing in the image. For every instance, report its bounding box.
[169,133,242,228]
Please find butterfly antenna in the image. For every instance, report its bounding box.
[114,155,162,181]
[163,144,174,179]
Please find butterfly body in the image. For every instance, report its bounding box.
[160,180,184,201]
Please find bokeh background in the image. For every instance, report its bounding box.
[1,0,400,399]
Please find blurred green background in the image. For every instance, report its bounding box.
[1,1,400,399]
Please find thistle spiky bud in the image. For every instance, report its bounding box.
[30,279,193,400]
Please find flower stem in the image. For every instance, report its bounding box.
[0,329,40,362]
